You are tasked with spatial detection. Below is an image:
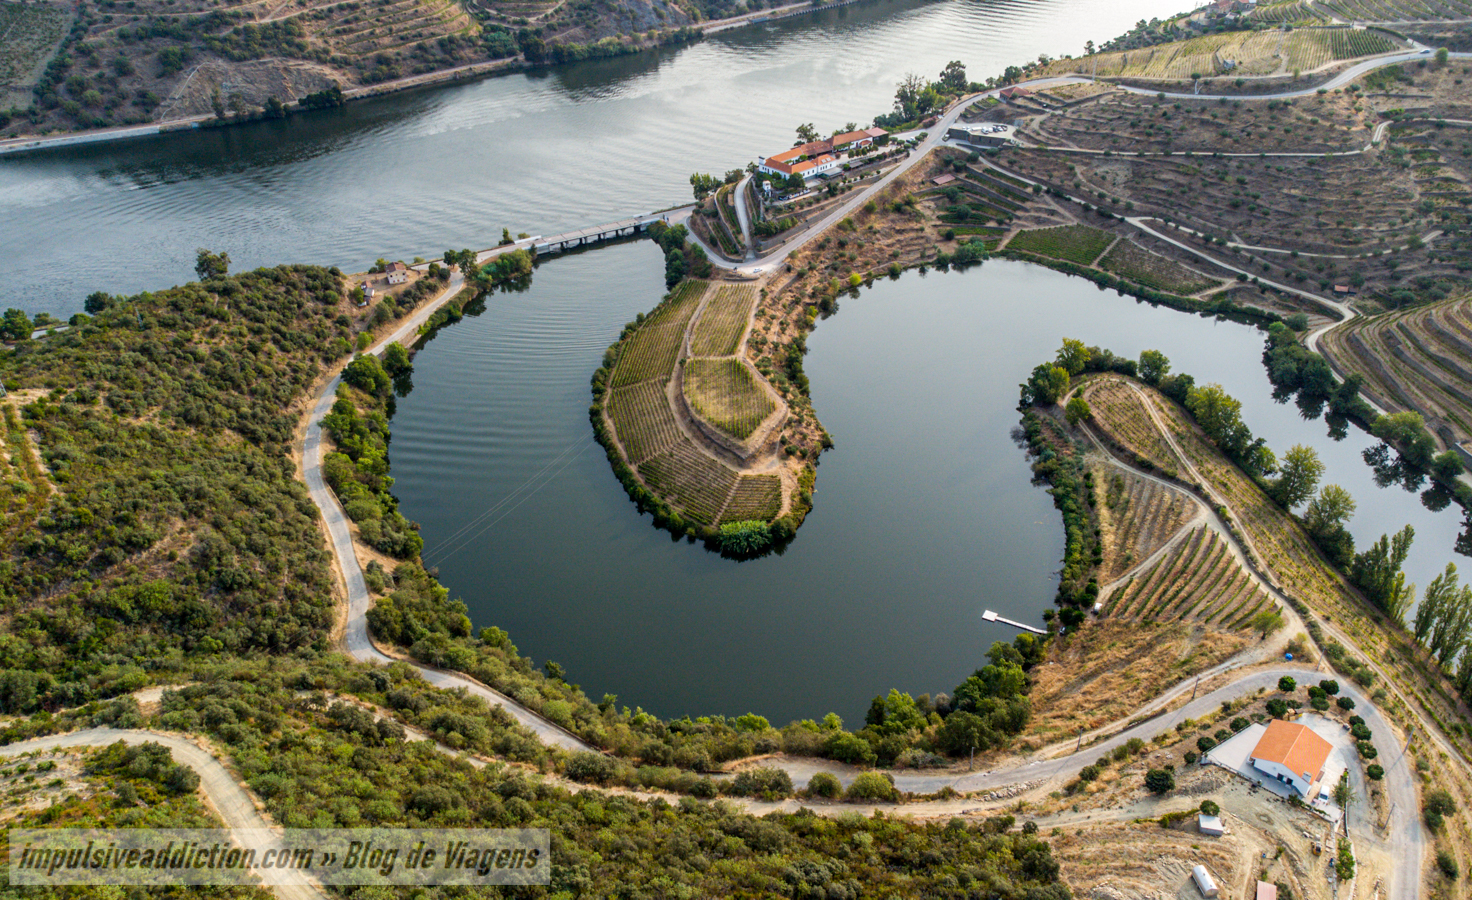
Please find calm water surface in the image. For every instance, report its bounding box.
[389,250,1464,725]
[4,0,1196,314]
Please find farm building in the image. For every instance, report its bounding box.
[386,261,409,285]
[946,123,1016,148]
[1247,720,1333,799]
[758,127,888,180]
[1192,865,1220,898]
[1256,882,1277,900]
[1198,814,1224,836]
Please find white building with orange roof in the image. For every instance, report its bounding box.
[1247,719,1334,799]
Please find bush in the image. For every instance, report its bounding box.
[1438,850,1459,880]
[564,751,619,785]
[1357,741,1377,759]
[1366,764,1384,781]
[1199,799,1220,817]
[1336,696,1355,710]
[1277,676,1296,692]
[1197,736,1217,753]
[806,772,842,799]
[730,766,793,799]
[845,771,898,802]
[1266,699,1288,717]
[1145,768,1175,794]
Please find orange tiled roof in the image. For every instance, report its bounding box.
[1251,720,1332,781]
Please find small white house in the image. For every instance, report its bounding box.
[1248,720,1333,799]
[1198,814,1224,837]
[386,261,409,285]
[1192,865,1220,898]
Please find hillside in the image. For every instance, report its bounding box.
[0,0,737,138]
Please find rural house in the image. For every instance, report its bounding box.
[758,127,888,179]
[1247,720,1333,799]
[386,261,409,285]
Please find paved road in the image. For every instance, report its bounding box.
[0,728,329,900]
[299,271,593,753]
[733,174,757,261]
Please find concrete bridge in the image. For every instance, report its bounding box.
[532,210,686,255]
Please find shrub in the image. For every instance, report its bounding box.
[1266,699,1288,717]
[1145,768,1175,794]
[806,772,842,799]
[1277,676,1296,692]
[1183,750,1198,765]
[845,771,898,802]
[1197,736,1216,752]
[564,751,619,785]
[1366,764,1384,781]
[1438,850,1459,880]
[1357,741,1377,759]
[730,766,793,799]
[1336,696,1355,710]
[1199,799,1220,817]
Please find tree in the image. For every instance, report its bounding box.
[1351,525,1415,622]
[1024,364,1070,406]
[500,227,513,246]
[865,689,927,736]
[1278,676,1296,692]
[1305,485,1356,537]
[1,308,33,341]
[1436,46,1450,66]
[1271,444,1324,509]
[1252,608,1285,639]
[1199,799,1220,816]
[1186,383,1251,457]
[1065,396,1091,426]
[381,342,411,377]
[1137,349,1170,386]
[1433,451,1464,483]
[1055,338,1091,376]
[195,248,230,280]
[795,123,819,143]
[342,354,392,397]
[1372,411,1436,468]
[689,173,721,201]
[84,291,114,314]
[939,60,967,92]
[1144,768,1175,794]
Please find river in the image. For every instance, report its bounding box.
[5,0,1461,724]
[388,248,1465,725]
[4,0,1194,315]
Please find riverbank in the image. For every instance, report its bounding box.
[0,0,889,158]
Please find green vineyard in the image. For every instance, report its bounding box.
[689,284,758,357]
[607,381,681,465]
[638,440,741,526]
[1104,526,1272,629]
[723,475,783,523]
[610,281,708,389]
[1006,225,1115,266]
[682,358,777,442]
[0,404,50,556]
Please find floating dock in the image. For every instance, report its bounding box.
[982,609,1047,634]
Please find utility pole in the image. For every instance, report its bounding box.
[1191,674,1201,701]
[1077,727,1084,752]
[970,743,976,771]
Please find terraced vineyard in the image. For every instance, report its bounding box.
[1104,526,1272,629]
[609,281,707,389]
[682,358,777,441]
[1248,0,1332,24]
[722,474,783,523]
[1317,294,1472,449]
[1094,468,1198,582]
[1081,379,1182,476]
[689,285,757,357]
[1047,28,1396,80]
[0,404,50,556]
[1099,240,1221,296]
[0,2,68,95]
[1318,0,1472,18]
[1006,225,1115,265]
[606,381,681,465]
[638,440,740,526]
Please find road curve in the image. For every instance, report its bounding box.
[0,728,329,900]
[299,271,593,753]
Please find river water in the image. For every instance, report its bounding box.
[4,0,1193,315]
[5,0,1462,723]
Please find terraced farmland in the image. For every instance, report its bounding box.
[1094,468,1198,582]
[682,358,777,442]
[1318,294,1472,449]
[689,284,757,357]
[1081,379,1182,475]
[1006,225,1115,265]
[638,440,741,526]
[1104,527,1271,630]
[1099,240,1221,296]
[1318,0,1472,19]
[1248,0,1332,24]
[0,1,68,93]
[606,381,681,465]
[722,475,783,523]
[1047,28,1396,80]
[609,281,707,389]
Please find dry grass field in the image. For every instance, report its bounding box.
[0,1,69,108]
[0,403,51,558]
[1092,466,1198,581]
[1045,27,1396,81]
[1099,239,1222,295]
